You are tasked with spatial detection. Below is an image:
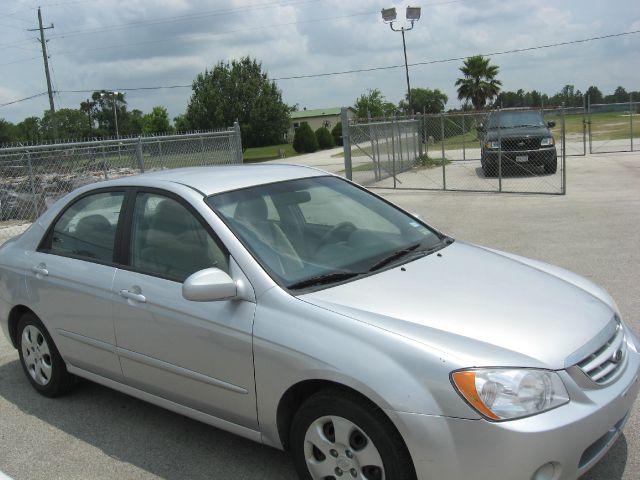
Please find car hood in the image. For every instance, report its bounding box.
[485,125,550,140]
[299,241,615,369]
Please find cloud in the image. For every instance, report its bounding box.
[0,0,638,123]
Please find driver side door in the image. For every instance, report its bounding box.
[112,190,258,430]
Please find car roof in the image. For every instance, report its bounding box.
[96,164,329,196]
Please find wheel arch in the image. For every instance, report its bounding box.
[7,304,35,348]
[276,379,407,453]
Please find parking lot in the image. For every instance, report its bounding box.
[0,152,639,479]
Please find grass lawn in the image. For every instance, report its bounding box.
[243,143,299,163]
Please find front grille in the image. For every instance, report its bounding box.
[501,137,541,151]
[577,322,626,385]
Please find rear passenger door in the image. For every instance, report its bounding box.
[26,189,125,381]
[112,190,258,430]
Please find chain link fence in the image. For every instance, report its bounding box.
[341,107,566,194]
[588,99,639,154]
[0,126,243,243]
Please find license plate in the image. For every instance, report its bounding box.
[516,155,528,163]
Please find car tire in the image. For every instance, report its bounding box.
[17,312,75,397]
[482,164,497,177]
[290,389,416,480]
[544,157,557,174]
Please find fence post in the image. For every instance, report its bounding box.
[562,103,567,195]
[461,114,466,161]
[392,117,398,188]
[101,145,108,180]
[367,110,379,181]
[587,94,592,154]
[630,93,634,152]
[26,151,40,219]
[135,136,145,172]
[233,121,244,164]
[582,95,587,156]
[497,108,502,192]
[341,108,352,180]
[157,139,165,169]
[440,112,446,190]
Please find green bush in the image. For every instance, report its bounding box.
[292,122,319,153]
[331,122,343,146]
[315,127,335,149]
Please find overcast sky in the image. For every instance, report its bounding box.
[1,0,638,123]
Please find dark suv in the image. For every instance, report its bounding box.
[479,110,557,176]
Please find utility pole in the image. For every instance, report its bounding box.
[29,7,56,137]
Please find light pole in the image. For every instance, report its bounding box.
[100,91,120,138]
[382,6,421,113]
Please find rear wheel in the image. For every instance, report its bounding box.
[290,389,416,480]
[17,312,75,397]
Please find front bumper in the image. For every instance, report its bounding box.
[482,147,556,166]
[388,334,640,480]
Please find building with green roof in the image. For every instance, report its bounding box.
[288,107,355,142]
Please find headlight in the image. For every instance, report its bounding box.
[451,368,569,421]
[485,140,500,149]
[540,137,555,146]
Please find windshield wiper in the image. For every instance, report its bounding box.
[287,271,361,290]
[368,243,421,272]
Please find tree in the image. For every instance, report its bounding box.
[292,122,318,153]
[455,55,502,110]
[0,119,18,144]
[173,114,191,132]
[141,106,171,135]
[41,109,90,141]
[354,89,396,119]
[16,117,41,143]
[399,87,448,114]
[184,56,289,147]
[331,122,343,147]
[129,109,144,135]
[315,127,334,149]
[91,90,130,136]
[79,99,96,134]
[586,86,603,104]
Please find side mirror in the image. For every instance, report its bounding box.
[182,268,237,302]
[547,121,556,128]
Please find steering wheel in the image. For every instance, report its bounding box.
[316,222,357,252]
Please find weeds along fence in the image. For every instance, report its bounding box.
[0,125,243,242]
[341,106,567,195]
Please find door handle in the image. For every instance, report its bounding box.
[32,264,49,276]
[119,289,147,303]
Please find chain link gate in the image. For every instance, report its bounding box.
[342,107,566,195]
[0,125,243,243]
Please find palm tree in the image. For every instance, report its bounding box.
[455,55,502,110]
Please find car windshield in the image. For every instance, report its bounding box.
[487,111,545,129]
[207,176,446,290]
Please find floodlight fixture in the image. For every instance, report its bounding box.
[406,6,421,21]
[381,7,397,22]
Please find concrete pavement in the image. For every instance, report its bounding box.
[0,152,639,479]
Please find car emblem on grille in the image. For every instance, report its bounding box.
[611,349,623,364]
[518,141,525,146]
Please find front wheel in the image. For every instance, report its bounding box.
[290,389,416,480]
[17,312,75,397]
[544,157,558,174]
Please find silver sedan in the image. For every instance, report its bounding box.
[0,165,638,480]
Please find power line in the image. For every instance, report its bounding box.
[0,92,48,108]
[48,0,321,40]
[0,55,40,67]
[274,29,640,80]
[5,28,639,108]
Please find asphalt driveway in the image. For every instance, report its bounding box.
[0,152,638,480]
